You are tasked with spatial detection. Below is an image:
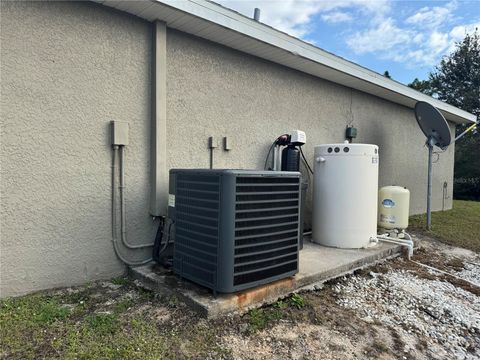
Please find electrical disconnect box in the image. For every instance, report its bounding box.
[111,121,129,146]
[169,169,302,293]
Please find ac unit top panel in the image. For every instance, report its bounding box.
[170,169,301,177]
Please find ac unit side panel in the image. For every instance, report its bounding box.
[172,172,220,290]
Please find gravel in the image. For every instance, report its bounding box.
[455,262,480,287]
[334,263,480,359]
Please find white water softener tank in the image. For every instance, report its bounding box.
[378,186,410,230]
[312,144,379,248]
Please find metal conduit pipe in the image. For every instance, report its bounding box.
[119,146,154,249]
[112,145,152,266]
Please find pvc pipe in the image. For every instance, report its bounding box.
[411,260,479,288]
[377,232,414,259]
[273,145,278,170]
[112,146,152,266]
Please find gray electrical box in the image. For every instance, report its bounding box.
[111,121,129,146]
[169,169,301,293]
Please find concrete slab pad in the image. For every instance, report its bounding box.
[129,240,402,318]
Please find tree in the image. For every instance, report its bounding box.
[408,78,434,96]
[408,30,480,200]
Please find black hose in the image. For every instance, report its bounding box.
[152,218,174,263]
[263,141,277,170]
[152,217,165,263]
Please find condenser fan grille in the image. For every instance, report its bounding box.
[233,176,300,286]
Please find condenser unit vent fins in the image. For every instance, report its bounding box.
[233,176,299,286]
[173,174,220,289]
[171,169,301,293]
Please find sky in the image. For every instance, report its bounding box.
[216,0,480,85]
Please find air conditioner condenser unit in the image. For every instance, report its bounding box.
[169,169,302,293]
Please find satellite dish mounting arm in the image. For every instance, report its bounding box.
[453,119,479,143]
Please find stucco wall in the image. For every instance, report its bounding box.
[1,2,455,297]
[1,1,154,297]
[165,30,455,223]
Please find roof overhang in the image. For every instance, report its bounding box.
[95,0,476,124]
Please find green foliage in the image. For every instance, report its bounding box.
[289,293,306,309]
[408,30,480,200]
[408,78,435,95]
[167,294,178,307]
[409,200,480,252]
[114,298,133,313]
[274,299,289,309]
[86,313,118,335]
[111,277,130,286]
[248,308,283,332]
[247,294,309,332]
[34,300,71,324]
[0,284,229,359]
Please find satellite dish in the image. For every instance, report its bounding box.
[415,101,451,149]
[414,101,452,231]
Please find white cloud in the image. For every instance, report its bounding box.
[450,22,480,41]
[346,18,415,54]
[429,31,449,53]
[345,1,478,68]
[217,0,389,37]
[321,11,353,23]
[405,1,457,29]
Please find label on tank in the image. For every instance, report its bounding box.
[382,199,395,208]
[380,214,396,224]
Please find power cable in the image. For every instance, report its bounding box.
[299,147,314,175]
[263,141,277,170]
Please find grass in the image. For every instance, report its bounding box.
[409,200,480,252]
[246,294,307,333]
[0,283,228,359]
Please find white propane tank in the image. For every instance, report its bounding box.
[312,143,379,248]
[378,186,410,230]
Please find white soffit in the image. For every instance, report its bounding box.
[95,0,476,124]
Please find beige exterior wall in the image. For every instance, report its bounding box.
[165,30,455,223]
[1,2,454,297]
[1,2,154,297]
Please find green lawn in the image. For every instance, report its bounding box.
[409,200,480,252]
[0,280,231,359]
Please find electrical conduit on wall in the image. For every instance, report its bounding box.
[112,145,152,266]
[111,21,169,266]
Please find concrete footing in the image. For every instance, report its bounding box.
[129,240,402,318]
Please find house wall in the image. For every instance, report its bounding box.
[0,2,455,297]
[165,30,455,223]
[0,1,154,297]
